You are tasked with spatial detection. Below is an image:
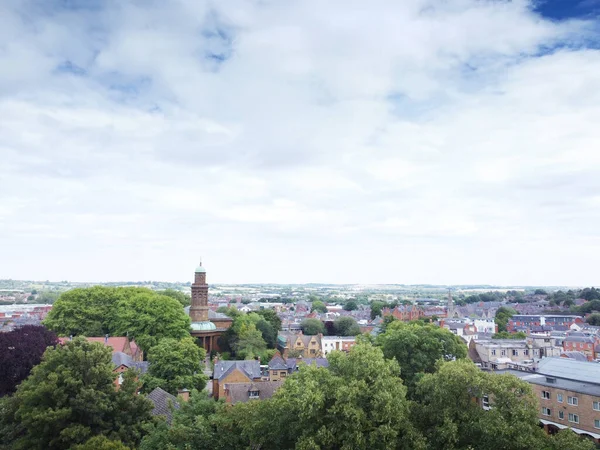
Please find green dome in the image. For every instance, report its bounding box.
[195,265,206,273]
[190,321,216,331]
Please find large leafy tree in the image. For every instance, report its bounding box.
[158,289,190,307]
[333,316,361,336]
[494,306,516,333]
[370,300,386,320]
[311,300,327,313]
[237,344,426,450]
[300,318,326,335]
[0,338,154,450]
[256,308,282,331]
[377,321,467,394]
[72,436,131,450]
[412,359,593,450]
[0,325,58,396]
[44,286,150,336]
[111,293,191,353]
[142,337,207,395]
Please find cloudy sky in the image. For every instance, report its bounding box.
[1,0,600,286]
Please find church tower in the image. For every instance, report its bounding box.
[447,289,454,319]
[190,260,209,322]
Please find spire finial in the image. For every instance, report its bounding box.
[199,256,202,266]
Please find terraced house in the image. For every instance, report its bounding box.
[277,331,323,358]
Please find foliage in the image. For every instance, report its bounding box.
[547,430,596,450]
[0,338,153,450]
[71,435,131,450]
[492,331,526,339]
[0,325,58,396]
[142,337,207,395]
[534,289,548,296]
[36,290,60,304]
[158,289,190,307]
[577,300,600,315]
[377,321,467,395]
[494,306,516,333]
[586,313,600,326]
[310,300,327,313]
[111,293,191,353]
[370,300,386,320]
[463,291,505,304]
[300,318,326,335]
[256,308,282,331]
[343,300,358,311]
[332,316,361,336]
[412,359,549,449]
[44,287,191,353]
[580,287,600,301]
[256,319,277,348]
[235,344,427,450]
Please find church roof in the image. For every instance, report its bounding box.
[191,321,216,331]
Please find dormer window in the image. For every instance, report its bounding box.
[248,390,260,399]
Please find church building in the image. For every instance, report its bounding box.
[188,261,232,353]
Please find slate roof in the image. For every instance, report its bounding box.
[213,360,262,381]
[111,351,149,374]
[537,357,600,384]
[147,387,180,424]
[224,381,284,404]
[560,351,589,362]
[268,354,288,371]
[285,358,329,371]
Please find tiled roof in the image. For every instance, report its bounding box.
[147,387,180,424]
[224,381,284,404]
[560,351,589,362]
[213,360,262,381]
[268,354,288,371]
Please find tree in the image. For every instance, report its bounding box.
[548,430,595,450]
[256,319,277,348]
[0,325,58,396]
[142,337,207,395]
[0,338,154,450]
[534,289,548,296]
[492,331,526,339]
[111,293,191,353]
[72,436,131,450]
[494,306,516,333]
[44,286,150,336]
[586,313,600,326]
[311,300,327,314]
[256,308,282,331]
[158,289,190,307]
[377,321,467,395]
[235,344,426,450]
[343,300,358,311]
[412,359,550,449]
[300,318,325,335]
[370,300,386,320]
[233,323,267,359]
[333,316,361,336]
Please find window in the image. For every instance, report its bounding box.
[568,413,579,424]
[501,350,506,356]
[568,396,578,406]
[491,350,496,356]
[558,411,564,420]
[593,401,600,411]
[557,393,563,403]
[482,395,490,409]
[248,390,260,399]
[595,419,600,429]
[542,407,551,416]
[542,391,550,399]
[280,372,287,377]
[512,350,518,356]
[524,349,529,356]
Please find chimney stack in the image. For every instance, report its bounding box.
[177,389,190,402]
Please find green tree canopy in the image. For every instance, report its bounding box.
[256,319,277,348]
[370,300,386,320]
[142,337,207,395]
[0,338,154,450]
[111,293,191,353]
[300,318,326,335]
[71,436,131,450]
[311,300,327,314]
[256,308,282,331]
[333,316,361,336]
[343,300,358,311]
[586,313,600,326]
[158,289,190,307]
[377,321,467,395]
[492,331,526,339]
[494,306,516,333]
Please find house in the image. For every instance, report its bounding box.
[59,335,143,361]
[508,315,584,333]
[224,381,284,404]
[111,351,149,389]
[267,352,329,381]
[563,332,600,361]
[147,387,180,424]
[382,305,424,322]
[472,336,562,370]
[321,336,357,355]
[212,360,263,400]
[277,331,323,358]
[496,358,600,443]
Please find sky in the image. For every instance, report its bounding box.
[1,0,600,286]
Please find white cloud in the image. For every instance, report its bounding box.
[0,0,599,285]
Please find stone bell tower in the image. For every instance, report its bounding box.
[190,260,209,322]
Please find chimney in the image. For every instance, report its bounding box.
[177,389,190,402]
[105,334,109,344]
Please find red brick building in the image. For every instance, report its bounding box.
[382,305,424,322]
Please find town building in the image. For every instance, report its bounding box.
[472,336,562,370]
[223,381,284,404]
[277,331,323,358]
[321,336,357,355]
[382,305,424,322]
[58,335,144,361]
[188,261,232,353]
[498,358,600,443]
[212,360,264,400]
[507,315,584,333]
[268,352,329,381]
